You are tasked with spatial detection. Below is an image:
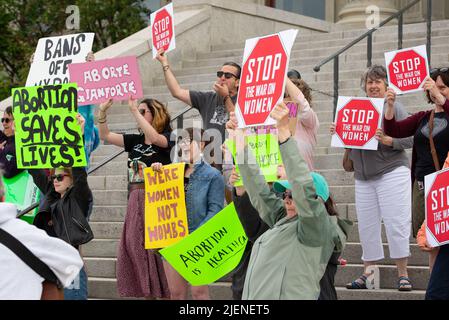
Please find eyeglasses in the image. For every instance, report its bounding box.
[138,109,147,115]
[217,71,238,79]
[51,174,69,182]
[282,191,293,200]
[178,138,191,146]
[430,67,449,75]
[1,118,11,123]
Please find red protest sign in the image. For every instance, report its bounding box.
[235,29,298,127]
[331,97,384,150]
[425,169,449,247]
[385,45,429,94]
[151,3,175,59]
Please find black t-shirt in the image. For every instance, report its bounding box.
[414,111,449,181]
[123,130,174,183]
[0,132,23,178]
[189,90,237,143]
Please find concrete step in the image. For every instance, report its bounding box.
[89,161,128,176]
[90,222,124,239]
[88,175,128,191]
[197,35,449,61]
[90,205,127,222]
[83,239,118,258]
[347,222,416,243]
[336,287,425,300]
[335,264,429,290]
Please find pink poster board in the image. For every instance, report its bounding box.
[69,56,143,106]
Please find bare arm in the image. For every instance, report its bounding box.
[97,99,124,147]
[155,49,191,106]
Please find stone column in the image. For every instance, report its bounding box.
[337,0,398,26]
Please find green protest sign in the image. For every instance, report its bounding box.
[11,84,87,169]
[4,170,40,224]
[160,203,248,286]
[225,133,282,187]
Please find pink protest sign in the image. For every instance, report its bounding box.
[69,56,143,106]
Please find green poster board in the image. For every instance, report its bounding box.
[225,133,282,186]
[11,83,87,169]
[4,171,40,224]
[160,203,248,286]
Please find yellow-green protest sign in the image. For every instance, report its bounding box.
[160,203,248,286]
[144,163,189,249]
[225,133,282,186]
[11,84,86,169]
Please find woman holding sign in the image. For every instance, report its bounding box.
[226,104,351,300]
[28,113,94,300]
[384,69,449,299]
[151,127,225,300]
[331,65,414,291]
[98,97,173,299]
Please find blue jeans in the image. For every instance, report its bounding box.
[64,267,88,300]
[426,244,449,300]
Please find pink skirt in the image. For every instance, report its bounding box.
[116,188,170,298]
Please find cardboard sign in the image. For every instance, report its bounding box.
[225,133,282,187]
[331,97,384,150]
[144,163,189,249]
[11,84,87,169]
[4,171,40,224]
[26,33,95,87]
[151,3,176,59]
[69,56,143,106]
[385,45,430,95]
[425,168,449,247]
[160,203,248,286]
[235,29,298,128]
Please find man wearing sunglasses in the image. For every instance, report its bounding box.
[155,48,240,144]
[0,106,22,179]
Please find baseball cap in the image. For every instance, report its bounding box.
[273,172,330,201]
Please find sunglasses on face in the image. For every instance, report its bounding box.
[217,71,238,79]
[282,191,293,200]
[51,174,69,182]
[430,67,449,75]
[1,118,11,123]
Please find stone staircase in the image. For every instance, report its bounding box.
[85,19,449,300]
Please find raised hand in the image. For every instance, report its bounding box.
[151,162,163,172]
[99,98,113,114]
[213,82,230,98]
[155,48,168,66]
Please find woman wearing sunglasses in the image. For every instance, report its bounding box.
[384,68,449,300]
[226,104,352,300]
[98,97,173,299]
[0,107,22,179]
[28,114,93,300]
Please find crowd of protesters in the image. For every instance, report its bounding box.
[1,39,449,301]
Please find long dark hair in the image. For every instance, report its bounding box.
[140,98,172,133]
[426,68,449,104]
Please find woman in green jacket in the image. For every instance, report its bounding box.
[226,103,352,300]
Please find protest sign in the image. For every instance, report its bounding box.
[385,45,430,95]
[160,203,248,286]
[225,133,282,187]
[331,97,384,150]
[4,171,40,224]
[11,83,87,169]
[26,33,95,87]
[235,29,298,127]
[151,3,176,59]
[144,163,189,249]
[425,168,449,247]
[69,56,143,105]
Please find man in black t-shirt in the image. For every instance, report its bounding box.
[155,48,240,145]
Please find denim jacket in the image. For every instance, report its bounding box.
[185,159,225,233]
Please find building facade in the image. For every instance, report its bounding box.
[152,0,449,25]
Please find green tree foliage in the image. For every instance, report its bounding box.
[0,0,150,100]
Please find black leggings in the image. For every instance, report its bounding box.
[426,244,449,300]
